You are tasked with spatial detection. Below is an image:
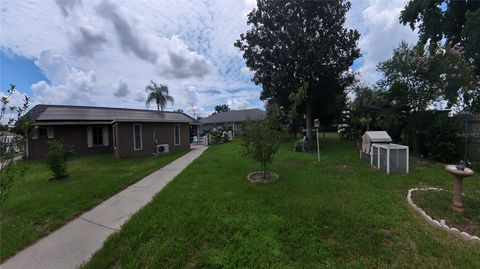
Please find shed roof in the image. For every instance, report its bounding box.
[0,131,16,136]
[200,109,266,124]
[25,105,197,124]
[362,131,392,142]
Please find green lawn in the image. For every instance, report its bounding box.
[83,134,480,268]
[0,150,187,261]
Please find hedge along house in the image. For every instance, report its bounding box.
[200,108,266,133]
[24,105,197,159]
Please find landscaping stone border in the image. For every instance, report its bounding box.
[407,187,480,243]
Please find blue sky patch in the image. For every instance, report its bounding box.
[1,52,48,96]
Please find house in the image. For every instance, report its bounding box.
[0,131,20,153]
[200,108,266,133]
[24,104,198,159]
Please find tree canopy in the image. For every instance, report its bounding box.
[378,41,478,113]
[377,42,440,113]
[145,81,174,111]
[213,104,230,114]
[235,0,360,142]
[400,0,480,74]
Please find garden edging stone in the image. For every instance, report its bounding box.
[407,187,480,243]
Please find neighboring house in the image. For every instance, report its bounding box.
[200,108,266,133]
[0,131,20,153]
[24,105,198,159]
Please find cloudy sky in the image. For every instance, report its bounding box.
[1,0,417,117]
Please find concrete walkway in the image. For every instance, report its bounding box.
[0,155,23,170]
[1,145,208,269]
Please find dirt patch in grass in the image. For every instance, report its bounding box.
[247,171,279,183]
[412,190,480,237]
[333,164,354,172]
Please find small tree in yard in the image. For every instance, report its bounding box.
[47,140,74,179]
[241,107,282,181]
[1,84,30,202]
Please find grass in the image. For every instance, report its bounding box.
[82,133,480,268]
[0,150,187,261]
[412,190,480,237]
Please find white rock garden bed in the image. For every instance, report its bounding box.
[407,187,480,243]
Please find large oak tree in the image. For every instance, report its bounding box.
[235,0,360,144]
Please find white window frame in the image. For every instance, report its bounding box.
[36,127,49,139]
[113,124,118,149]
[91,126,104,146]
[174,124,181,146]
[133,124,143,151]
[47,127,54,139]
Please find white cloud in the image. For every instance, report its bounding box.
[244,0,257,10]
[240,66,252,75]
[1,0,262,114]
[134,93,145,103]
[55,0,82,17]
[31,50,96,105]
[346,0,418,84]
[35,50,70,85]
[71,26,108,58]
[95,0,158,64]
[157,36,210,79]
[113,78,130,98]
[227,97,250,110]
[6,0,430,115]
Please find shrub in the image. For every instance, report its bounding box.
[47,140,74,179]
[241,107,282,179]
[424,116,463,163]
[207,130,233,144]
[212,131,224,144]
[1,83,30,201]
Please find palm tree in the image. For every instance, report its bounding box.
[145,81,174,111]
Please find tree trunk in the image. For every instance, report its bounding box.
[157,102,160,111]
[306,100,312,149]
[366,112,370,131]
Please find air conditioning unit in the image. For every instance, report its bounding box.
[156,144,169,154]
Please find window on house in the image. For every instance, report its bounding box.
[38,127,48,138]
[87,126,108,147]
[134,124,142,150]
[33,127,53,139]
[92,126,103,146]
[174,124,180,145]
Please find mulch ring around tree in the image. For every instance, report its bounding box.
[247,171,279,184]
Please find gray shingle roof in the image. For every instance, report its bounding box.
[25,104,197,123]
[200,109,266,124]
